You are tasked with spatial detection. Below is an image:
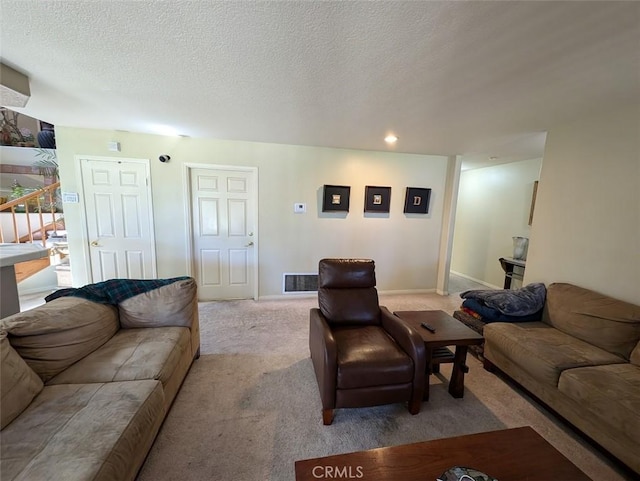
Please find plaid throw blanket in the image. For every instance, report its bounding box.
[44,277,192,305]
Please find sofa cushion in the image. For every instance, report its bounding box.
[0,333,43,430]
[0,297,119,382]
[558,363,640,443]
[0,381,164,481]
[543,283,640,359]
[47,327,190,388]
[484,322,623,387]
[119,277,197,328]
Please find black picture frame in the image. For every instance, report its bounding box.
[403,187,431,214]
[364,186,391,213]
[322,185,351,212]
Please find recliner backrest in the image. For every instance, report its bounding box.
[317,258,380,326]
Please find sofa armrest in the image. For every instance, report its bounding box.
[380,306,426,394]
[309,308,337,409]
[118,278,200,359]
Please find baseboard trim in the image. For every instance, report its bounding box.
[450,271,501,290]
[17,285,57,296]
[377,289,437,295]
[259,288,437,301]
[259,293,317,301]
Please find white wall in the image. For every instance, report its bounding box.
[525,104,640,305]
[55,128,450,297]
[451,158,542,287]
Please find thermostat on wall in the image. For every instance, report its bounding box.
[62,192,79,203]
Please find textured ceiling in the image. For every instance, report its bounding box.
[1,1,638,169]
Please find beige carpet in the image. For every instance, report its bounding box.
[136,293,632,481]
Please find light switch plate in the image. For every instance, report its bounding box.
[294,203,306,213]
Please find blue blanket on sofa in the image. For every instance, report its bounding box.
[462,298,542,323]
[460,282,546,317]
[44,277,192,305]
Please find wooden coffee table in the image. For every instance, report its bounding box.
[394,310,484,401]
[294,426,592,481]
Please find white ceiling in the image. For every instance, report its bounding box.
[1,1,638,169]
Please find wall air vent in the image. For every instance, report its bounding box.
[283,273,318,293]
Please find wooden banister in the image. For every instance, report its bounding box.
[0,182,61,246]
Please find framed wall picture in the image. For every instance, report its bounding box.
[322,184,351,212]
[403,187,431,214]
[364,186,391,213]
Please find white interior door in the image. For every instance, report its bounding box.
[189,167,256,300]
[80,157,156,282]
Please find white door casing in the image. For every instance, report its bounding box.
[187,166,257,300]
[80,157,156,282]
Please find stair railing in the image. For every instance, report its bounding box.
[0,181,61,246]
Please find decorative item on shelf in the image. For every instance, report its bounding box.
[403,187,431,214]
[512,236,529,260]
[33,148,59,184]
[0,108,35,146]
[37,121,56,148]
[364,185,391,213]
[9,179,27,212]
[322,184,351,212]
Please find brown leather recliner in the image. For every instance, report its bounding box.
[309,258,426,425]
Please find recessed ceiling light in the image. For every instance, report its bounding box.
[384,134,398,144]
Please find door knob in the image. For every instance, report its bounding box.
[245,241,254,247]
[90,240,100,247]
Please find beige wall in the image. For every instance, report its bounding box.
[55,128,450,297]
[451,158,542,288]
[525,104,640,304]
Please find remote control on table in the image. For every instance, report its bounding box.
[420,322,436,333]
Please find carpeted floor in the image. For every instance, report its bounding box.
[136,293,632,481]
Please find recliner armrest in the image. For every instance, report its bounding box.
[380,306,426,380]
[309,308,338,409]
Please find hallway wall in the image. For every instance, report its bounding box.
[451,158,542,288]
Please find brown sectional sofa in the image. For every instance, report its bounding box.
[483,282,640,475]
[0,278,199,481]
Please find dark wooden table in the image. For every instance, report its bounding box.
[394,310,484,400]
[499,256,526,289]
[294,426,593,481]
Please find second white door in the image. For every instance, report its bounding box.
[189,167,256,299]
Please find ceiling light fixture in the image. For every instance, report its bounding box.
[384,134,398,144]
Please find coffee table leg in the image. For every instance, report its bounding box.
[423,346,432,401]
[449,345,469,398]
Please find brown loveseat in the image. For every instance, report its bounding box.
[483,283,640,475]
[309,258,426,425]
[0,277,200,481]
